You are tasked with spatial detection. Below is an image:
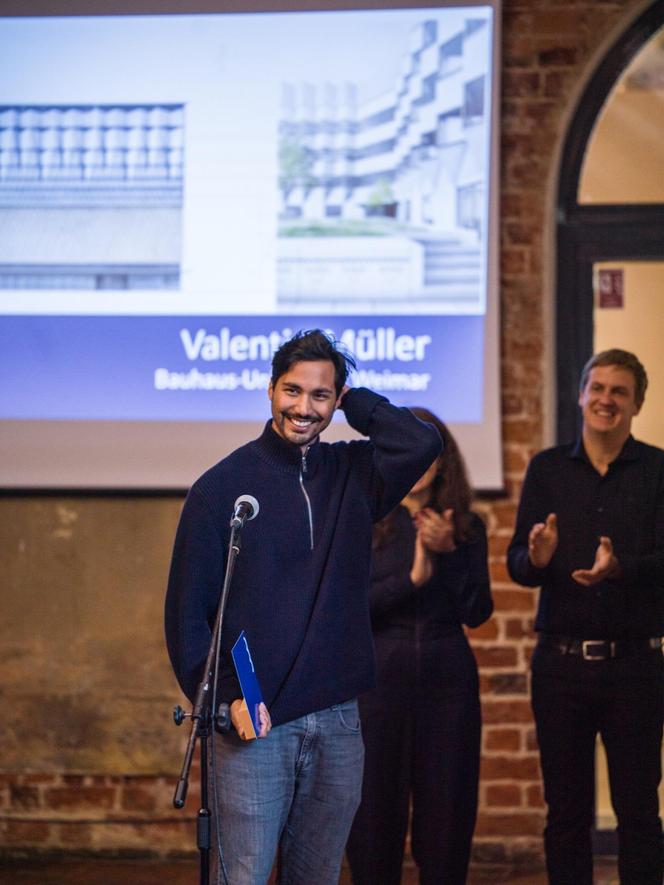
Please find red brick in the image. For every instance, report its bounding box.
[467,618,499,641]
[504,159,548,190]
[505,222,539,246]
[503,10,534,37]
[43,785,116,812]
[122,774,164,786]
[505,618,535,639]
[120,786,158,814]
[489,561,512,584]
[58,822,93,846]
[5,820,52,844]
[502,393,524,416]
[502,419,541,445]
[62,775,88,786]
[526,728,539,752]
[491,502,518,529]
[471,838,544,867]
[485,728,522,752]
[488,672,528,695]
[502,445,528,473]
[502,360,543,393]
[8,773,56,786]
[482,700,533,725]
[486,784,522,807]
[543,69,578,99]
[474,646,518,668]
[523,100,560,129]
[492,589,536,612]
[527,783,546,808]
[488,534,511,557]
[501,248,528,275]
[475,811,544,837]
[530,9,576,34]
[9,784,41,810]
[503,71,541,98]
[538,46,578,66]
[481,755,541,781]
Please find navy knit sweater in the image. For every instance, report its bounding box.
[164,388,441,727]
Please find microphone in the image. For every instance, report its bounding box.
[230,494,259,530]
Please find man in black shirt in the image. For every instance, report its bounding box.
[508,349,663,885]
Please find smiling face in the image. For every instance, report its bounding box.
[579,364,641,444]
[268,359,338,450]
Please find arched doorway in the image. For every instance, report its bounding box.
[556,0,664,442]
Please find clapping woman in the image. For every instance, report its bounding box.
[347,408,493,885]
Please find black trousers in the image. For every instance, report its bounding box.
[531,642,663,885]
[346,632,481,885]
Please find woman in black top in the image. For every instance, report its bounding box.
[347,408,493,885]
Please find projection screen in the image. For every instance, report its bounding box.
[0,0,502,490]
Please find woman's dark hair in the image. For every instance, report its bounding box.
[374,407,475,548]
[271,329,356,396]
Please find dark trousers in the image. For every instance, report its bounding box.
[346,632,481,885]
[531,643,663,885]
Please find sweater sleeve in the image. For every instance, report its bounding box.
[164,487,241,704]
[507,455,551,588]
[341,387,442,520]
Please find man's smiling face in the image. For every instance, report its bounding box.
[268,359,338,450]
[579,364,641,442]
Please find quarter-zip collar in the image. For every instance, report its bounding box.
[252,420,322,476]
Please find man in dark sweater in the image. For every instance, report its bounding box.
[508,349,663,885]
[165,329,441,884]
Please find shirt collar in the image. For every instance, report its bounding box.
[569,434,640,465]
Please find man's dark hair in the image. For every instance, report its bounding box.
[271,329,356,396]
[579,348,648,407]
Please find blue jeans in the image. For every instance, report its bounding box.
[210,699,364,885]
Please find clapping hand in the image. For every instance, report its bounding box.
[415,507,456,554]
[410,507,456,588]
[528,513,558,568]
[572,536,621,586]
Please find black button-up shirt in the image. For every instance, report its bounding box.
[508,436,664,639]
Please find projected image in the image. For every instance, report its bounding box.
[0,4,501,489]
[0,104,183,290]
[277,19,489,314]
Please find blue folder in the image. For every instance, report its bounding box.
[231,631,264,738]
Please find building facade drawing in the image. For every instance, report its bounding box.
[277,16,491,312]
[0,104,184,290]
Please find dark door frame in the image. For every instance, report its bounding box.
[556,0,664,442]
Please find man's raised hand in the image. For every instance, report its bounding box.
[528,512,558,569]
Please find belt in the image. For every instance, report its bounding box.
[538,634,662,661]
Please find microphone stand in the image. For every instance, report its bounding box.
[171,517,246,885]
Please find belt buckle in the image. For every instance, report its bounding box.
[582,640,610,660]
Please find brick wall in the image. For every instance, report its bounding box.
[0,771,196,858]
[0,0,649,871]
[468,0,644,870]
